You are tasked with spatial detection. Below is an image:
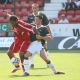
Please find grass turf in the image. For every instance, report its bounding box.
[0,50,80,80]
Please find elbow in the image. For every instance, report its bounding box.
[51,36,54,40]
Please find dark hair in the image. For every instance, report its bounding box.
[10,15,18,21]
[35,15,43,20]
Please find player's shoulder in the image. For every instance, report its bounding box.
[41,25,47,28]
[28,13,34,17]
[39,25,47,30]
[39,12,46,16]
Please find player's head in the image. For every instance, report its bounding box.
[32,3,39,13]
[10,15,18,26]
[35,15,43,25]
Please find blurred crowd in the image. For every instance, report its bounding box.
[62,0,80,10]
[0,0,12,4]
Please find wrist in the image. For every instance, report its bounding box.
[41,36,43,39]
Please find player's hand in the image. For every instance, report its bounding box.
[36,35,42,39]
[3,10,8,15]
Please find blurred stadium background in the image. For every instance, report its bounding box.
[0,0,80,50]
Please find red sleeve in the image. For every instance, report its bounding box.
[18,19,33,29]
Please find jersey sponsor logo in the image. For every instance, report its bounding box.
[21,32,24,36]
[58,37,80,49]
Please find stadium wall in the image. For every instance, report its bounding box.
[47,24,80,50]
[0,23,80,50]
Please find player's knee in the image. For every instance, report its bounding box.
[19,52,24,59]
[24,51,32,58]
[7,50,13,56]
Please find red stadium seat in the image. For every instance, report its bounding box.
[0,17,4,20]
[16,9,20,12]
[8,12,14,15]
[20,1,27,4]
[22,11,29,16]
[28,0,35,7]
[16,4,21,9]
[66,15,73,18]
[66,10,74,18]
[0,9,3,12]
[36,0,43,7]
[76,17,80,23]
[16,11,22,16]
[0,12,5,16]
[74,10,80,18]
[20,1,29,8]
[21,8,28,12]
[0,19,8,23]
[66,10,74,15]
[29,7,33,13]
[6,9,12,12]
[75,10,80,15]
[0,4,5,9]
[58,10,66,17]
[0,32,6,37]
[22,16,28,22]
[67,18,76,23]
[5,4,13,9]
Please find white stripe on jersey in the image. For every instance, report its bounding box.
[18,23,33,32]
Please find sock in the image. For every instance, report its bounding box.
[30,55,34,65]
[23,57,29,73]
[47,61,57,73]
[20,58,25,72]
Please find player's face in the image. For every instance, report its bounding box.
[35,17,41,25]
[32,6,39,13]
[10,20,18,26]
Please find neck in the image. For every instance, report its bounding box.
[34,12,38,16]
[36,24,42,28]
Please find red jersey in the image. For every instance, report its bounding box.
[12,19,33,43]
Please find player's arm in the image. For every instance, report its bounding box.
[4,10,11,18]
[36,34,52,40]
[46,25,54,39]
[33,27,39,35]
[33,27,41,41]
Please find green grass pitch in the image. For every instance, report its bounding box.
[0,50,80,80]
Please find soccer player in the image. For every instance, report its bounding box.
[27,3,53,68]
[23,15,65,76]
[4,10,39,73]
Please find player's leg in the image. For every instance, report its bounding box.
[23,51,32,76]
[39,49,65,74]
[7,42,20,73]
[29,55,34,68]
[19,41,30,72]
[23,41,37,76]
[43,42,49,57]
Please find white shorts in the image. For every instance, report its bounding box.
[27,41,43,55]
